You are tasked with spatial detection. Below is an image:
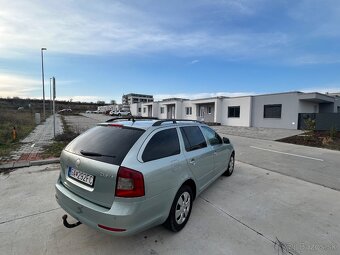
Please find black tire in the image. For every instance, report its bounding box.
[163,185,193,232]
[223,153,235,176]
[118,113,121,116]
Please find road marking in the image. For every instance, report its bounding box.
[250,146,324,162]
[31,143,35,148]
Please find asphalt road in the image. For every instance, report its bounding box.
[1,162,339,255]
[219,134,340,191]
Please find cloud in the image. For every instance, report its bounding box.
[300,86,340,94]
[154,91,254,101]
[288,0,340,38]
[0,72,82,99]
[190,60,199,64]
[0,73,41,98]
[290,55,340,65]
[203,0,268,16]
[0,0,289,59]
[56,95,111,103]
[0,0,339,77]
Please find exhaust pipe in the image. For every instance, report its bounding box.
[62,214,82,228]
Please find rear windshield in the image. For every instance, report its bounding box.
[65,126,144,165]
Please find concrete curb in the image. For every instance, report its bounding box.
[0,158,60,171]
[30,158,60,166]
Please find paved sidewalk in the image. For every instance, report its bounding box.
[0,115,63,163]
[213,126,303,140]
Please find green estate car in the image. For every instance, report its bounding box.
[55,118,235,236]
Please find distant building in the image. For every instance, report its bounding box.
[123,93,154,116]
[122,93,154,105]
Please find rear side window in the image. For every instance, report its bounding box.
[180,126,207,152]
[142,128,180,162]
[65,126,144,165]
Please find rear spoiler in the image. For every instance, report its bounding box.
[106,116,159,123]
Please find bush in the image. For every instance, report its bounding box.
[329,126,337,139]
[304,118,316,133]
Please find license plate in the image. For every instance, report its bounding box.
[68,167,95,187]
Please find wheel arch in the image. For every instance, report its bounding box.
[181,179,197,200]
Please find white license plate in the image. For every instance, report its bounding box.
[68,167,95,187]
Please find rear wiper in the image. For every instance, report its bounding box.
[80,150,116,158]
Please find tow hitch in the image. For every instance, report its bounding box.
[62,214,82,228]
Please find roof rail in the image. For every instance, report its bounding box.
[152,119,202,126]
[106,116,158,123]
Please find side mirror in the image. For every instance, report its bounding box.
[223,137,230,144]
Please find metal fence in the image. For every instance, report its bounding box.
[298,113,340,131]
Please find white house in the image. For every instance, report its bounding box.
[130,91,340,129]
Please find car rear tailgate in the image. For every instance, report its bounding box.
[59,150,119,208]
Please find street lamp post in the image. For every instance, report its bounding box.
[41,47,47,121]
[50,77,52,115]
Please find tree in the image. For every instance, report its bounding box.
[110,100,117,105]
[97,100,105,105]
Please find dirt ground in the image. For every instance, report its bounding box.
[278,131,340,151]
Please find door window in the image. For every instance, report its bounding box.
[180,126,207,152]
[201,126,222,146]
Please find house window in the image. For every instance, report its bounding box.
[138,107,141,113]
[185,107,192,115]
[228,106,240,118]
[143,107,146,113]
[160,107,164,114]
[264,104,282,118]
[208,106,212,114]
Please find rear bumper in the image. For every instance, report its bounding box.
[55,178,173,236]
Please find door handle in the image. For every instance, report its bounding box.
[189,158,196,165]
[213,151,217,155]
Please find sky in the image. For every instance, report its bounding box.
[0,0,340,103]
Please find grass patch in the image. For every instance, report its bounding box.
[0,109,36,158]
[42,141,68,158]
[42,116,79,158]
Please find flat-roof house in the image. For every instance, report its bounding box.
[250,91,339,129]
[130,91,340,129]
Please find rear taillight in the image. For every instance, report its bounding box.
[115,166,145,197]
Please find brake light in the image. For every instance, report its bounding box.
[115,166,145,197]
[108,124,123,128]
